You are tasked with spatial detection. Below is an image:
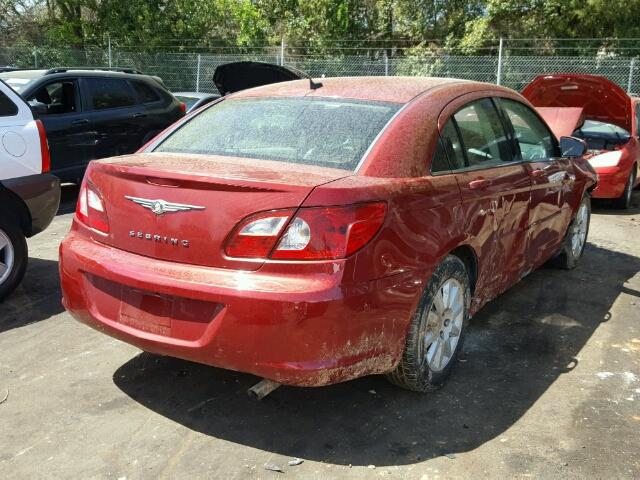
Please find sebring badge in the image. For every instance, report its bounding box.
[125,196,205,216]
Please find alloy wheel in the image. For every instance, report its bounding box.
[422,278,465,372]
[571,201,589,258]
[0,229,15,285]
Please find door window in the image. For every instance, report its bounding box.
[453,99,512,168]
[131,81,160,103]
[0,91,18,116]
[86,78,136,110]
[500,99,557,161]
[27,81,77,115]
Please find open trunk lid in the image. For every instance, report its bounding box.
[522,74,632,132]
[212,61,304,95]
[86,152,350,271]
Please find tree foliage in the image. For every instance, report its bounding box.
[2,0,640,54]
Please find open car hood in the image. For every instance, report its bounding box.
[213,61,305,95]
[522,74,632,133]
[535,107,585,139]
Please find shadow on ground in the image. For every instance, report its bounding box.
[0,258,63,333]
[113,243,640,467]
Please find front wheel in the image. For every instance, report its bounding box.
[554,195,590,270]
[613,168,636,209]
[0,218,28,301]
[386,255,470,392]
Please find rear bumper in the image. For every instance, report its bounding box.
[59,228,423,386]
[2,174,60,236]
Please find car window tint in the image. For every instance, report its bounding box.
[155,97,400,171]
[86,78,135,110]
[430,139,451,173]
[27,80,77,115]
[0,90,18,116]
[440,120,466,170]
[131,81,160,103]
[500,98,557,161]
[454,99,511,168]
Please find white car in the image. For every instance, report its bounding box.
[0,79,60,300]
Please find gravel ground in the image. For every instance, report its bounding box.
[1,186,639,479]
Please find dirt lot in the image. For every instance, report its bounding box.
[1,186,639,479]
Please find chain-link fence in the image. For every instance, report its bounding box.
[1,45,639,95]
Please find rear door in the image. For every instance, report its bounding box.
[81,77,142,158]
[497,98,571,268]
[25,78,92,180]
[440,97,531,300]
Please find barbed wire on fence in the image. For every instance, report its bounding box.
[1,41,639,95]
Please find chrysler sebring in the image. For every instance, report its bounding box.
[59,76,597,392]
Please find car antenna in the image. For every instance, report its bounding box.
[309,77,323,90]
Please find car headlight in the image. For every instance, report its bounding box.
[588,150,623,168]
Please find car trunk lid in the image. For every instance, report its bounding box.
[522,74,632,132]
[86,152,351,270]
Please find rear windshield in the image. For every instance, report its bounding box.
[154,97,400,171]
[573,120,631,150]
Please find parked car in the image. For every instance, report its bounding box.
[172,92,220,113]
[0,68,186,183]
[59,76,596,393]
[0,79,60,300]
[523,74,640,208]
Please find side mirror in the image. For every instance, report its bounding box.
[560,136,587,157]
[29,101,48,116]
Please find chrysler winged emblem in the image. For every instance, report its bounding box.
[125,196,206,216]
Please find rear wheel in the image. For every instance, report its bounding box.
[613,168,636,209]
[386,255,470,392]
[0,218,28,301]
[554,195,590,270]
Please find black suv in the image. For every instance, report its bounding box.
[0,68,185,183]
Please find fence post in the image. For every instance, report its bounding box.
[33,48,38,68]
[280,37,285,66]
[496,37,503,85]
[384,52,389,76]
[627,57,636,93]
[196,54,201,92]
[108,34,112,68]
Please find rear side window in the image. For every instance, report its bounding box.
[500,99,557,160]
[131,81,160,103]
[86,78,135,110]
[439,120,466,170]
[430,139,451,173]
[155,97,400,171]
[454,99,512,168]
[0,91,18,116]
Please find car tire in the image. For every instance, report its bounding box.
[553,195,591,270]
[0,218,28,302]
[386,255,470,392]
[613,168,636,209]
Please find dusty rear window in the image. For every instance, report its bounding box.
[154,97,400,171]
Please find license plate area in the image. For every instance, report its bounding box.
[119,290,173,336]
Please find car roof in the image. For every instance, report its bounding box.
[228,76,510,104]
[0,68,155,82]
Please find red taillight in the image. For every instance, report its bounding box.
[76,180,110,233]
[35,120,50,173]
[224,202,387,260]
[179,102,187,114]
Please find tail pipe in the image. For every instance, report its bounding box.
[247,379,281,400]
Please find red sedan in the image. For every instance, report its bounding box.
[523,74,640,209]
[59,77,597,393]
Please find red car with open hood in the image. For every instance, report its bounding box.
[523,74,640,208]
[59,75,597,393]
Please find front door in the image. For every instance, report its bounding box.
[496,98,570,268]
